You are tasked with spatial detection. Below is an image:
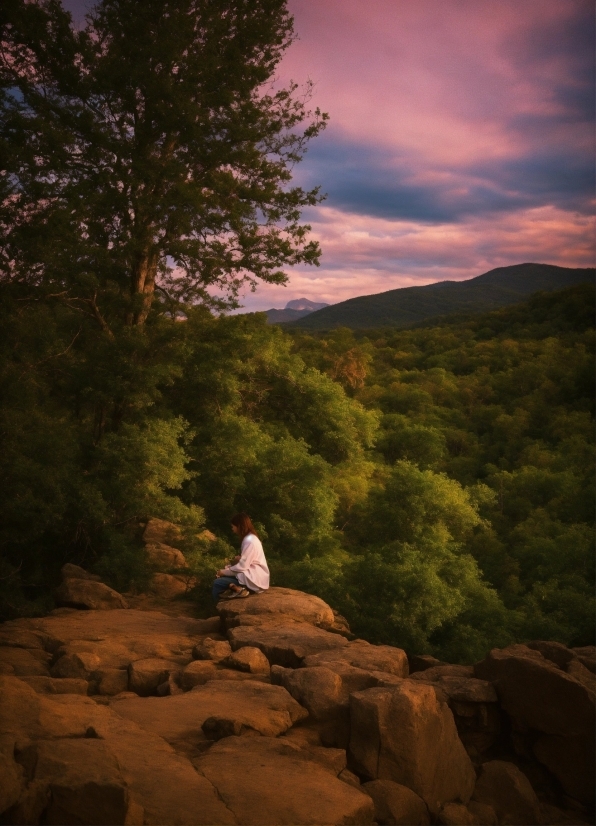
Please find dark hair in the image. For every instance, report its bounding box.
[230,512,258,540]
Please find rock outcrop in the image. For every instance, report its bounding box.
[0,566,594,824]
[142,517,197,598]
[55,565,129,610]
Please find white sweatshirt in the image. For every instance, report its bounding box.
[225,533,270,593]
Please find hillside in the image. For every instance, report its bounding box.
[287,263,595,330]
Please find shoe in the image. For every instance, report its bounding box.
[218,589,235,600]
[227,587,250,599]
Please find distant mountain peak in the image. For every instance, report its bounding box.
[285,298,329,312]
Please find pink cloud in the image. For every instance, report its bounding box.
[230,0,594,313]
[236,204,594,311]
[280,0,591,164]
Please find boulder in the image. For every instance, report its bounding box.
[467,801,498,825]
[533,734,595,806]
[300,659,383,695]
[0,627,48,650]
[145,543,187,569]
[149,573,193,599]
[29,738,136,825]
[525,640,574,670]
[54,578,129,610]
[0,746,25,816]
[195,735,375,825]
[429,676,497,704]
[61,563,102,582]
[303,640,409,678]
[51,651,101,680]
[362,779,430,825]
[349,682,476,817]
[54,694,234,824]
[571,645,596,673]
[272,665,344,721]
[142,518,182,546]
[228,622,348,668]
[0,647,50,677]
[471,761,540,825]
[193,637,232,662]
[156,672,184,697]
[565,658,596,693]
[474,645,595,736]
[222,646,270,674]
[128,658,181,696]
[409,664,473,681]
[204,669,269,684]
[408,654,445,673]
[111,680,308,755]
[338,769,360,787]
[217,586,336,630]
[181,660,219,690]
[448,700,502,758]
[437,802,476,825]
[97,669,129,696]
[329,610,354,639]
[0,676,42,739]
[18,676,89,695]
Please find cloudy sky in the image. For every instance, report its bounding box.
[238,0,594,311]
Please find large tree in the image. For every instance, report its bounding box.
[0,0,326,328]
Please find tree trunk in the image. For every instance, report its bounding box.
[128,249,159,326]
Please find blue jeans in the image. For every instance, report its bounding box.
[212,575,240,603]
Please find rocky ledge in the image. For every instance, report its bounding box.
[0,565,594,825]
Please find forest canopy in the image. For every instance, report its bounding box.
[1,277,594,662]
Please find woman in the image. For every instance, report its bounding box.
[212,513,270,602]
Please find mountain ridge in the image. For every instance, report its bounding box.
[283,263,595,330]
[264,297,330,324]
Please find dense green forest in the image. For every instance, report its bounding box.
[1,282,593,662]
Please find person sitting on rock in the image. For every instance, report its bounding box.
[212,513,270,601]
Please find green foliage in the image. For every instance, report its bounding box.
[171,310,377,557]
[288,284,595,656]
[1,0,327,326]
[1,280,593,659]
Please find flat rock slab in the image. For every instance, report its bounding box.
[229,623,348,668]
[218,587,335,630]
[304,640,408,677]
[17,676,89,695]
[0,647,50,677]
[196,735,374,825]
[111,680,307,754]
[0,678,235,825]
[20,609,214,646]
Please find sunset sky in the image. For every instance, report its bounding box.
[62,0,595,311]
[239,0,595,311]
